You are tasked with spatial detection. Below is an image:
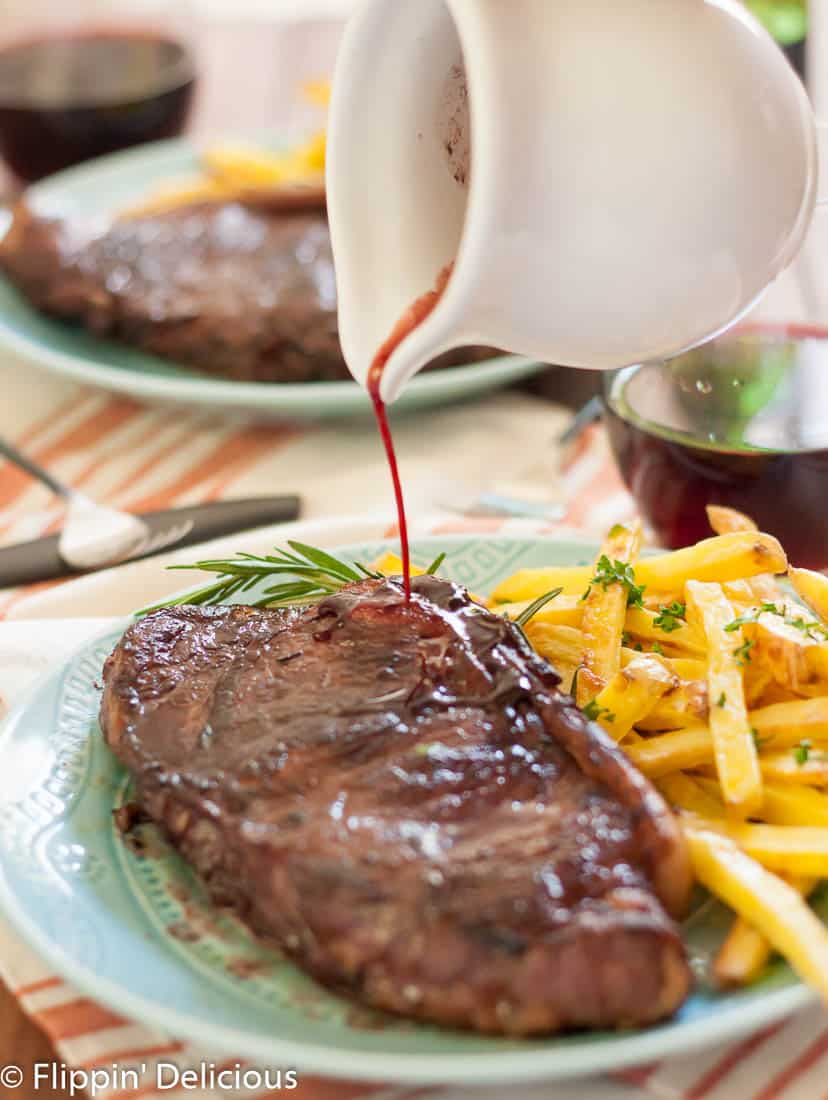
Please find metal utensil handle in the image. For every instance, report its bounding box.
[0,436,72,500]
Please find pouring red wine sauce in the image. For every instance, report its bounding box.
[366,264,453,603]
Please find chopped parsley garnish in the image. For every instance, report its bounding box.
[751,728,771,750]
[717,692,727,708]
[794,740,813,766]
[654,601,687,633]
[582,556,646,608]
[651,641,664,656]
[582,700,616,723]
[621,631,633,647]
[733,639,755,665]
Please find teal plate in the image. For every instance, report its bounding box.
[0,139,544,419]
[0,535,818,1085]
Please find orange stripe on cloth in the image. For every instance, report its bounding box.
[77,1041,184,1070]
[753,1027,828,1100]
[14,392,92,449]
[104,424,202,501]
[0,578,65,620]
[124,424,298,513]
[33,997,129,1041]
[15,976,63,997]
[617,1064,659,1088]
[683,1021,787,1099]
[108,1057,241,1100]
[0,397,143,511]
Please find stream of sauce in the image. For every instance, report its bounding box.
[366,264,454,603]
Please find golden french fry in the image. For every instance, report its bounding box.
[522,623,584,670]
[490,532,787,605]
[789,567,828,625]
[761,782,828,827]
[623,607,706,657]
[706,505,758,535]
[489,565,595,604]
[704,508,787,604]
[622,650,706,681]
[374,553,425,577]
[636,679,708,731]
[695,821,828,876]
[686,580,762,818]
[497,594,584,629]
[742,615,828,696]
[684,823,828,1003]
[578,521,643,705]
[625,725,714,777]
[714,875,818,987]
[587,655,675,741]
[656,772,725,817]
[751,697,828,747]
[637,532,786,592]
[760,749,828,787]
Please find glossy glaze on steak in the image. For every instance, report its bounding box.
[100,575,693,1034]
[0,202,497,383]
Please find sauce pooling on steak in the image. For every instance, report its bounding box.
[101,575,693,1035]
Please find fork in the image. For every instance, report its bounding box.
[0,437,192,571]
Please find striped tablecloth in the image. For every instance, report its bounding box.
[1,361,827,1100]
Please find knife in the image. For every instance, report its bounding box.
[0,495,301,587]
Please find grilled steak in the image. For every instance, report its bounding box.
[100,575,693,1034]
[0,202,497,383]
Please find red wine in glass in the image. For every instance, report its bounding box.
[603,325,828,569]
[0,29,196,182]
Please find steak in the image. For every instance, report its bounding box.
[100,575,693,1034]
[0,202,498,383]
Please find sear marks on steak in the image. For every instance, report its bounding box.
[0,202,498,383]
[100,575,693,1035]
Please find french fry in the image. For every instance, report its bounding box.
[705,505,786,605]
[742,615,828,695]
[639,532,786,591]
[522,623,584,670]
[578,521,643,705]
[761,783,828,828]
[623,607,706,657]
[489,565,595,603]
[706,504,758,535]
[656,772,725,817]
[635,679,708,731]
[622,651,706,681]
[686,580,762,818]
[760,749,828,787]
[374,553,425,577]
[714,875,818,987]
[490,532,787,606]
[789,567,828,625]
[497,594,584,629]
[750,697,828,747]
[695,821,828,877]
[587,655,675,741]
[625,725,714,778]
[684,823,828,1002]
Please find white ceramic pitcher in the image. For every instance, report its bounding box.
[327,0,820,403]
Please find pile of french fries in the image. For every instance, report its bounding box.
[121,81,329,218]
[484,506,828,1001]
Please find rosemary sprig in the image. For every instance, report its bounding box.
[513,588,564,629]
[139,541,447,615]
